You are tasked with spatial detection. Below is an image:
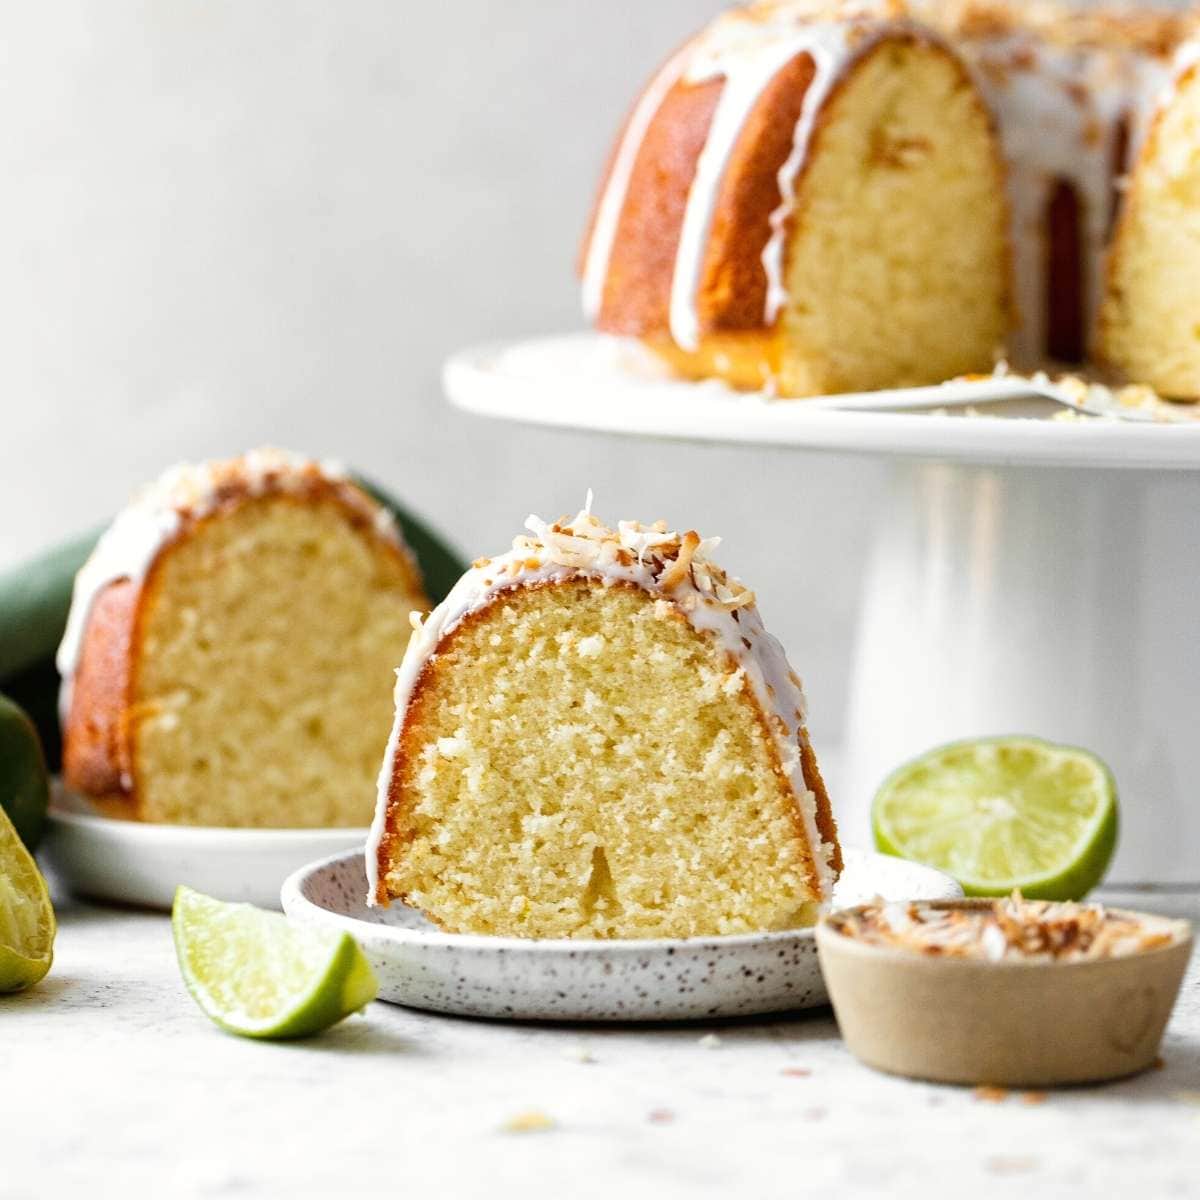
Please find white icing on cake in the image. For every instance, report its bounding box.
[1178,39,1200,79]
[668,11,902,350]
[367,505,837,908]
[581,44,691,321]
[581,1,935,350]
[56,448,403,722]
[582,0,1195,370]
[953,29,1174,365]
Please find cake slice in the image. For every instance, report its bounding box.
[59,449,430,827]
[1099,44,1200,401]
[368,505,840,939]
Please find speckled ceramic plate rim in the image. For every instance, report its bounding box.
[281,847,963,1021]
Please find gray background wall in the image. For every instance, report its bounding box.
[1,0,887,744]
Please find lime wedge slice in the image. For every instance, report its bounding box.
[172,887,377,1039]
[872,736,1118,900]
[0,805,55,992]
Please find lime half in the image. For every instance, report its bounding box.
[0,805,55,992]
[872,736,1118,900]
[172,887,377,1039]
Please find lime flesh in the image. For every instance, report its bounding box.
[0,805,55,992]
[172,887,377,1039]
[872,736,1118,900]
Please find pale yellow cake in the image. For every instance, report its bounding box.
[368,507,841,940]
[58,449,430,827]
[1100,46,1200,400]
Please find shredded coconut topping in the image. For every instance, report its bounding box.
[516,509,755,609]
[829,892,1189,961]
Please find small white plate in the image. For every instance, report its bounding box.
[281,848,962,1022]
[44,789,368,911]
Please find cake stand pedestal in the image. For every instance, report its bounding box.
[445,334,1200,884]
[842,462,1198,883]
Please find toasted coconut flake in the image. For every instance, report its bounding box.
[830,893,1188,962]
[659,531,702,591]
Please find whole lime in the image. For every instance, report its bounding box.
[0,694,50,851]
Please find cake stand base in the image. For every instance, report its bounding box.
[841,462,1198,884]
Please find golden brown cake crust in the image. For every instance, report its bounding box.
[594,73,723,336]
[590,30,975,342]
[61,578,140,809]
[372,576,839,909]
[61,474,426,817]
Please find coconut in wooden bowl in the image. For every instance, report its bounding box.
[816,894,1192,1087]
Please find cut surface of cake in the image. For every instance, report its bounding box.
[581,0,1199,396]
[1099,43,1200,400]
[581,0,1013,397]
[368,505,841,940]
[58,448,430,827]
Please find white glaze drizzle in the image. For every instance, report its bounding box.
[581,45,691,321]
[366,506,837,907]
[56,448,404,722]
[956,31,1174,365]
[587,0,1194,370]
[669,16,870,351]
[762,25,860,322]
[1178,39,1200,78]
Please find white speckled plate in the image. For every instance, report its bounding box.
[281,848,962,1022]
[44,787,368,911]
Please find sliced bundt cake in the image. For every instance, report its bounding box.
[581,0,1012,397]
[59,449,430,827]
[368,505,840,939]
[582,0,1200,394]
[1099,44,1200,401]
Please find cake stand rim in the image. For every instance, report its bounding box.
[444,333,1200,472]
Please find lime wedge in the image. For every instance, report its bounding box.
[172,887,377,1039]
[0,805,55,992]
[0,693,50,852]
[872,736,1118,900]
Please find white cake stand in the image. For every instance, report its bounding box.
[445,334,1200,885]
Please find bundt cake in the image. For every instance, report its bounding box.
[581,0,1013,398]
[582,0,1197,397]
[1099,42,1200,400]
[368,503,841,940]
[58,449,430,828]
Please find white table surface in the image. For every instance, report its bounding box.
[5,876,1197,1200]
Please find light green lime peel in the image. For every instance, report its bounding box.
[872,736,1118,901]
[172,887,377,1039]
[0,806,54,993]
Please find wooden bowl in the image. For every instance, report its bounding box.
[816,899,1192,1087]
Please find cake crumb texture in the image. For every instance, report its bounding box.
[1101,58,1200,401]
[132,494,418,826]
[384,580,823,939]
